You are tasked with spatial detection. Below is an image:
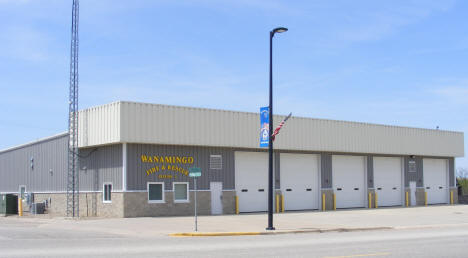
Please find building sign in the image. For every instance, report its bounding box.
[141,155,194,177]
[260,107,269,148]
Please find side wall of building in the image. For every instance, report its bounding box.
[0,134,69,193]
[1,137,459,217]
[79,145,123,191]
[123,144,236,217]
[0,135,123,194]
[126,144,235,191]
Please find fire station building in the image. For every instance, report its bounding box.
[0,101,464,217]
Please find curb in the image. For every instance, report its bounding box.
[169,226,393,237]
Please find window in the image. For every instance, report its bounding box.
[210,155,222,170]
[103,183,112,203]
[173,182,189,202]
[148,182,164,203]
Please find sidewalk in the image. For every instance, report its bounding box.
[2,205,467,237]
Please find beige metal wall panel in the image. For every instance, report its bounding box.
[78,102,121,147]
[275,118,464,157]
[81,101,464,157]
[119,102,260,148]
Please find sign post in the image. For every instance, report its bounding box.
[189,167,202,231]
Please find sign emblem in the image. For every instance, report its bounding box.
[260,107,269,148]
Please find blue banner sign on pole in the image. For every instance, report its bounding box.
[260,107,269,148]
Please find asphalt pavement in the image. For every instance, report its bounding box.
[0,205,467,257]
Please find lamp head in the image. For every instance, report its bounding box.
[272,27,288,35]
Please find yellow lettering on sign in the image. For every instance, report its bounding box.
[141,154,195,176]
[146,166,160,176]
[140,155,194,164]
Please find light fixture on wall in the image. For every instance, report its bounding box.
[30,157,34,170]
[49,169,53,176]
[82,166,87,174]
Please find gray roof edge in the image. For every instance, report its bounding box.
[0,132,68,154]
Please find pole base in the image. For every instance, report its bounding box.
[266,227,276,230]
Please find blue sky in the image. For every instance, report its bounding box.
[0,0,466,170]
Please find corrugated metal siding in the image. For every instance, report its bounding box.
[126,144,235,191]
[367,156,374,188]
[405,157,424,188]
[78,102,120,147]
[0,135,123,193]
[275,118,463,157]
[274,152,280,190]
[0,134,68,192]
[79,145,123,191]
[321,154,332,188]
[416,157,424,188]
[449,158,455,187]
[80,101,464,158]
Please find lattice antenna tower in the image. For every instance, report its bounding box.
[67,0,80,217]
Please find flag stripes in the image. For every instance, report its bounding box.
[271,112,292,141]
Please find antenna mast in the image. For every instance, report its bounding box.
[67,0,80,217]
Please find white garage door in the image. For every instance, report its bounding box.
[235,151,268,212]
[280,153,319,211]
[332,155,366,208]
[373,157,403,207]
[424,158,448,204]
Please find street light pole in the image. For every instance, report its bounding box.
[267,27,288,231]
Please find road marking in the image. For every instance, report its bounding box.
[324,252,391,258]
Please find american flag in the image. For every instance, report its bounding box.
[271,112,292,142]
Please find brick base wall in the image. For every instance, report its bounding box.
[123,191,211,217]
[33,192,124,217]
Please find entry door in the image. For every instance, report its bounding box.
[332,155,366,208]
[280,153,319,210]
[374,157,403,207]
[210,182,223,215]
[424,158,448,204]
[235,152,268,212]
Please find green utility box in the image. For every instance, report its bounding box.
[0,194,18,216]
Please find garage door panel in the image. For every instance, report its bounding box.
[280,153,319,211]
[332,155,366,208]
[235,152,268,212]
[374,157,402,207]
[424,158,448,205]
